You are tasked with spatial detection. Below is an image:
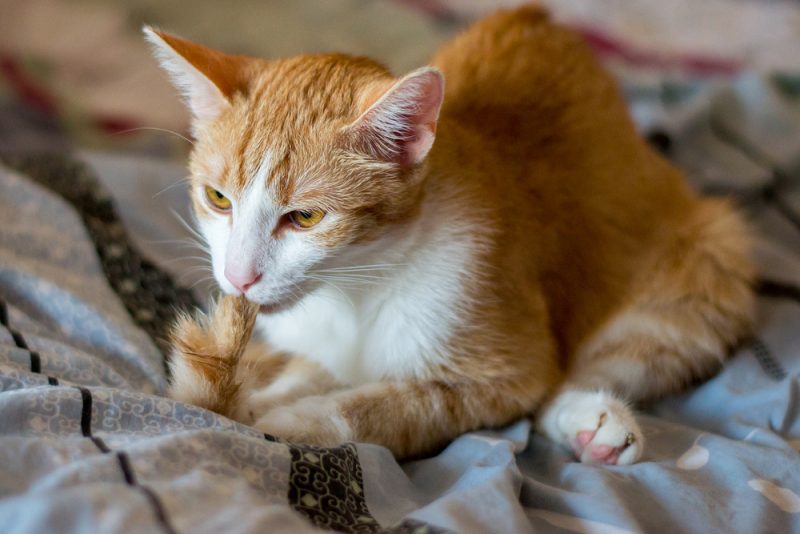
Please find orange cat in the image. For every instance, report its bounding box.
[146,6,755,464]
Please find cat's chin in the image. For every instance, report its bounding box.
[258,299,296,315]
[258,303,283,314]
[252,281,316,315]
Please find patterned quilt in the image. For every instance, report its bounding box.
[2,1,800,532]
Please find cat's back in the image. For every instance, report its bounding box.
[428,5,695,238]
[431,6,631,149]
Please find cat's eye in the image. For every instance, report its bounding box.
[204,186,232,211]
[289,208,326,229]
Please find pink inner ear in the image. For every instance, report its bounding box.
[351,68,444,168]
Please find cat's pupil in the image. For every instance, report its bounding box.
[300,210,312,218]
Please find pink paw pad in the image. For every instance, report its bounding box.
[576,430,595,448]
[541,391,643,465]
[588,444,620,464]
[571,421,635,465]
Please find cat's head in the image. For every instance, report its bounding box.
[145,28,444,312]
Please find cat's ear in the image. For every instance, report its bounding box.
[344,67,444,168]
[143,26,250,128]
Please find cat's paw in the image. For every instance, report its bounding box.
[254,397,352,448]
[537,390,643,465]
[232,388,286,425]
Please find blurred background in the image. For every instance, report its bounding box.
[2,0,799,154]
[1,0,799,293]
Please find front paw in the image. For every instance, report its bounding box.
[231,388,288,425]
[253,398,352,447]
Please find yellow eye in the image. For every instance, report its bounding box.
[289,209,325,229]
[204,186,231,211]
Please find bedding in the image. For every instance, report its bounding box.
[2,1,800,532]
[1,75,800,533]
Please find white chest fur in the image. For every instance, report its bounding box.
[256,221,479,386]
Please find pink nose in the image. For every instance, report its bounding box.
[224,266,262,294]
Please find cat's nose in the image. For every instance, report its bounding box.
[224,266,262,294]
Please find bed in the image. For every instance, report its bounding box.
[1,1,799,532]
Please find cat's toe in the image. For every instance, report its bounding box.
[232,389,282,425]
[254,399,352,448]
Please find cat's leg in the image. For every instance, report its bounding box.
[537,296,751,465]
[538,200,756,465]
[168,295,339,423]
[252,376,550,458]
[168,295,263,417]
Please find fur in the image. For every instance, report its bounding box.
[149,6,756,463]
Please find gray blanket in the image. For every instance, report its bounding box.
[1,76,800,533]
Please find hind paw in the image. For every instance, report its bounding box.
[538,390,643,465]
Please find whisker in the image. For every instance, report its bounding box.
[150,241,209,255]
[170,209,207,245]
[182,256,212,264]
[305,275,355,309]
[189,276,217,290]
[322,274,387,281]
[311,273,386,284]
[164,258,214,273]
[153,177,192,199]
[184,272,215,282]
[112,126,194,145]
[287,279,311,315]
[146,237,206,248]
[181,266,214,277]
[161,255,212,266]
[308,277,379,293]
[315,263,406,272]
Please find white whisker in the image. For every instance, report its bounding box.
[315,263,406,272]
[162,255,212,266]
[170,209,207,246]
[314,271,387,282]
[113,126,194,145]
[305,275,355,309]
[169,268,211,280]
[153,177,192,199]
[146,237,207,250]
[189,276,217,290]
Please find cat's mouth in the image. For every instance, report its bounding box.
[259,302,288,314]
[250,279,317,315]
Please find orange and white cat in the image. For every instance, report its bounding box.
[146,6,755,464]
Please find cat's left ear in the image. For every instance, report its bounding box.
[344,67,444,168]
[143,26,251,130]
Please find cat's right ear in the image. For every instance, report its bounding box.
[143,26,250,130]
[342,67,444,169]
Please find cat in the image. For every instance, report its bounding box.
[145,6,755,464]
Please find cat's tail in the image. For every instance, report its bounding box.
[168,295,259,416]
